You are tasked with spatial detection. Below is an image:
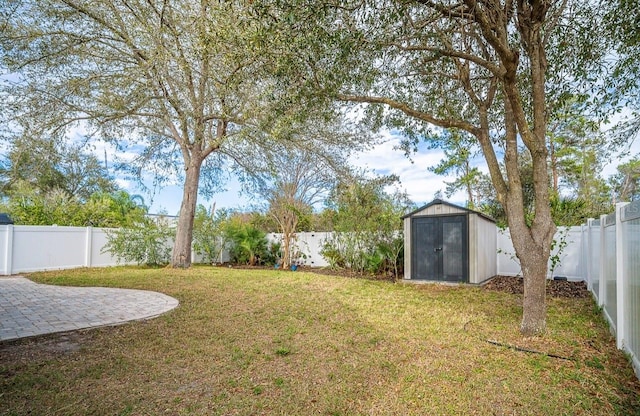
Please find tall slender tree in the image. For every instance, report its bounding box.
[241,115,357,268]
[428,130,483,208]
[262,149,337,269]
[611,157,640,203]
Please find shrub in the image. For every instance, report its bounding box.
[264,241,283,267]
[321,231,404,279]
[224,221,269,266]
[192,205,230,264]
[320,175,410,279]
[103,219,173,266]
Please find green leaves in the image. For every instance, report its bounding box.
[321,174,411,278]
[610,157,640,202]
[103,219,173,266]
[192,204,229,264]
[224,220,269,266]
[0,184,147,227]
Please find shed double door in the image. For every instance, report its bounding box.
[411,215,468,282]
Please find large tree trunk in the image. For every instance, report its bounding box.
[171,160,202,268]
[518,240,550,336]
[504,1,556,336]
[507,210,554,336]
[501,74,556,336]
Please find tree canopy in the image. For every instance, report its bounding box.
[0,0,357,267]
[1,0,632,335]
[0,134,116,200]
[258,0,611,335]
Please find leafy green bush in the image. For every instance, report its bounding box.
[1,182,146,227]
[224,220,269,266]
[319,243,345,269]
[264,241,283,267]
[320,175,410,279]
[321,231,404,278]
[192,205,230,264]
[103,219,173,266]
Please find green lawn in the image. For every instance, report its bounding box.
[1,266,638,415]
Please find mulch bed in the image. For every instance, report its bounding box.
[483,275,591,298]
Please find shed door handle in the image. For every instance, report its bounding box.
[434,247,442,252]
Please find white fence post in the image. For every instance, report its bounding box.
[598,214,606,306]
[85,226,93,267]
[3,224,13,276]
[616,202,629,349]
[584,219,594,291]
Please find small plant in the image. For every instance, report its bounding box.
[192,205,230,264]
[364,249,385,274]
[320,241,346,269]
[585,356,605,370]
[265,241,283,267]
[291,249,307,267]
[275,347,291,356]
[550,227,571,277]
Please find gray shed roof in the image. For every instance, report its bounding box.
[402,199,496,223]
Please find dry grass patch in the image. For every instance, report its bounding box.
[0,266,638,415]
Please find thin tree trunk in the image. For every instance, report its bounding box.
[171,160,202,268]
[465,159,474,208]
[282,230,291,269]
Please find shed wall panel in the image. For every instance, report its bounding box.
[403,200,496,284]
[476,216,497,282]
[469,214,478,283]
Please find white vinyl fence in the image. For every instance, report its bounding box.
[0,225,125,275]
[582,201,640,378]
[265,232,331,268]
[497,226,585,280]
[2,223,584,277]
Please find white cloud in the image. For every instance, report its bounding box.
[114,178,133,190]
[352,130,466,206]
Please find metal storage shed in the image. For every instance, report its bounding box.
[403,199,497,284]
